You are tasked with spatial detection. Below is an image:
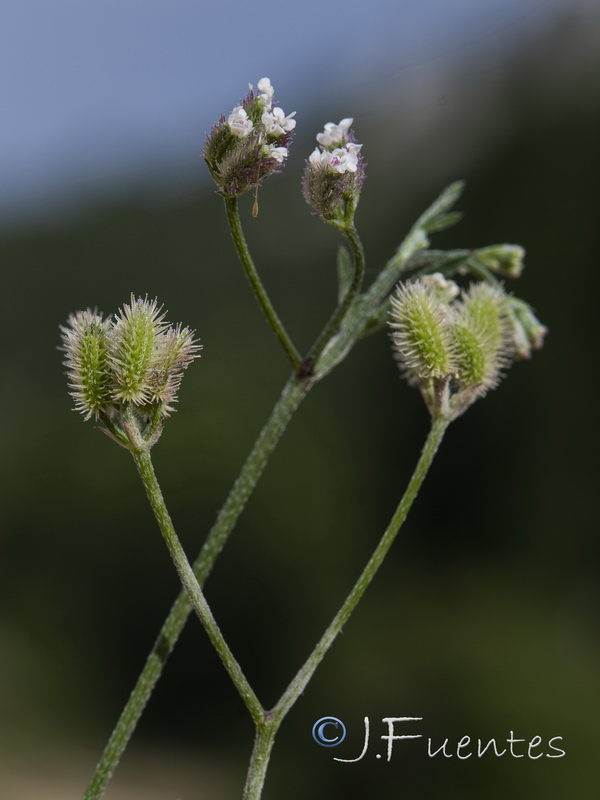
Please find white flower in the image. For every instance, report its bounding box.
[316,118,353,147]
[261,106,296,137]
[328,147,356,174]
[309,147,330,168]
[257,77,275,109]
[308,143,361,174]
[345,142,362,157]
[228,106,253,138]
[328,146,359,174]
[265,144,288,162]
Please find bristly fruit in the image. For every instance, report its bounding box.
[61,296,201,446]
[388,275,541,421]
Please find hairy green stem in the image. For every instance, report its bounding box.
[82,182,462,799]
[83,377,307,800]
[225,197,302,373]
[131,448,264,722]
[307,223,365,367]
[241,416,449,799]
[273,415,448,720]
[242,718,278,800]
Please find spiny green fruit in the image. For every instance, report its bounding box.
[389,280,457,382]
[388,277,524,421]
[452,283,510,396]
[60,309,112,420]
[109,296,168,405]
[61,296,201,432]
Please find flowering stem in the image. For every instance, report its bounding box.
[274,415,448,718]
[81,182,463,799]
[82,377,307,800]
[307,223,365,368]
[130,447,264,722]
[225,197,302,373]
[239,415,449,800]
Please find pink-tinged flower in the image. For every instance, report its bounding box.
[327,146,360,174]
[261,107,296,137]
[303,118,365,223]
[204,78,296,197]
[227,106,253,138]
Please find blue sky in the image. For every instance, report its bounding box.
[0,0,584,222]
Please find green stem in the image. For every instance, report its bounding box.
[83,377,307,800]
[273,415,449,722]
[242,718,278,800]
[131,448,264,723]
[464,257,501,286]
[225,197,302,373]
[307,223,365,367]
[83,183,462,799]
[239,417,449,800]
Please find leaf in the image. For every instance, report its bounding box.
[423,210,463,234]
[416,180,466,233]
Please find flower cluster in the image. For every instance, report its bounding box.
[204,78,296,197]
[61,296,200,434]
[389,276,521,420]
[302,118,365,224]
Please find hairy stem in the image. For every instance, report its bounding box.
[239,417,449,800]
[131,448,264,722]
[83,377,307,799]
[242,718,278,800]
[82,182,461,799]
[225,196,302,373]
[240,416,449,800]
[272,415,448,722]
[307,223,365,367]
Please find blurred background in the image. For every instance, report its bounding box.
[1,0,599,797]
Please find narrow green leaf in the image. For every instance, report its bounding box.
[423,210,463,234]
[414,180,465,233]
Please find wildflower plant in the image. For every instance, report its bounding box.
[65,78,547,800]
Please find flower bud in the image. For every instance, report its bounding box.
[302,118,365,225]
[420,272,460,303]
[204,78,296,198]
[475,244,525,278]
[506,297,548,359]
